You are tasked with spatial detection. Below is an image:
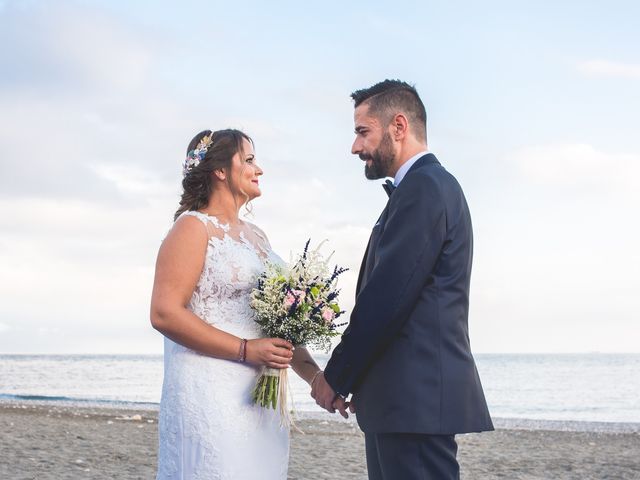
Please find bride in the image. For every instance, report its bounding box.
[150,129,324,479]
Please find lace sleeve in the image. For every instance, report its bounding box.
[246,222,271,249]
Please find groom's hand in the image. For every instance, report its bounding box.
[311,372,337,413]
[333,396,349,419]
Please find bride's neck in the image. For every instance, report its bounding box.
[201,188,243,225]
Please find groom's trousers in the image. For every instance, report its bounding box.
[365,432,459,480]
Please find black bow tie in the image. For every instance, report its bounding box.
[382,179,396,197]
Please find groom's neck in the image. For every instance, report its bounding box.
[390,140,428,178]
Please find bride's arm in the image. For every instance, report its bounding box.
[291,347,323,386]
[293,348,352,418]
[150,215,293,368]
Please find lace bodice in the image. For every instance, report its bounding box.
[181,210,283,338]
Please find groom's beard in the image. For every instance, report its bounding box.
[361,132,395,180]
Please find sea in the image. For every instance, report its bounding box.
[1,353,639,432]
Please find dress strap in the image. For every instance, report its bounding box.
[243,222,272,258]
[181,210,209,227]
[181,211,230,238]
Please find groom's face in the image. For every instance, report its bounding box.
[352,104,396,180]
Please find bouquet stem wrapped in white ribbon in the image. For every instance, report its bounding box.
[250,240,347,426]
[251,367,289,411]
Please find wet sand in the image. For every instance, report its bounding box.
[1,403,639,479]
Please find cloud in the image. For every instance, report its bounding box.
[0,1,155,92]
[510,143,640,195]
[0,99,176,204]
[4,2,635,355]
[0,1,377,354]
[467,142,640,352]
[90,163,178,198]
[0,1,199,205]
[577,60,640,79]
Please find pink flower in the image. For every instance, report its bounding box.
[322,308,335,325]
[284,293,296,308]
[284,290,306,309]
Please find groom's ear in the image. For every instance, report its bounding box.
[392,113,409,140]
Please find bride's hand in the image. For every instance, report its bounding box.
[245,338,294,369]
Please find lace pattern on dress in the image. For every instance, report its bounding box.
[181,211,277,336]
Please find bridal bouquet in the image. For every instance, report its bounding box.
[250,240,347,420]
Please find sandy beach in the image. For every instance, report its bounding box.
[1,403,639,480]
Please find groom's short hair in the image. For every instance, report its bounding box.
[351,80,427,141]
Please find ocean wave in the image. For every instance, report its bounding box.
[0,393,159,410]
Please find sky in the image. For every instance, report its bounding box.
[0,0,638,354]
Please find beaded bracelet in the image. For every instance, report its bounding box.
[238,338,247,363]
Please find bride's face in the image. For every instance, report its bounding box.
[231,138,263,201]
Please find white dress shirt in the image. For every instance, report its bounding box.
[393,150,429,186]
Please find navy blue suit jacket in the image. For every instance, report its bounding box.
[324,154,493,435]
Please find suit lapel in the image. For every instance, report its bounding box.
[355,242,369,295]
[356,203,390,296]
[355,154,439,297]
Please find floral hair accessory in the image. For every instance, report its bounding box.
[183,132,214,177]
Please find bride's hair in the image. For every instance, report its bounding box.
[174,129,253,221]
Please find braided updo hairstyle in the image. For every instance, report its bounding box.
[174,129,253,221]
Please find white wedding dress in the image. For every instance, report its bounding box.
[157,211,289,480]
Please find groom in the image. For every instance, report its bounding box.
[311,80,493,479]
